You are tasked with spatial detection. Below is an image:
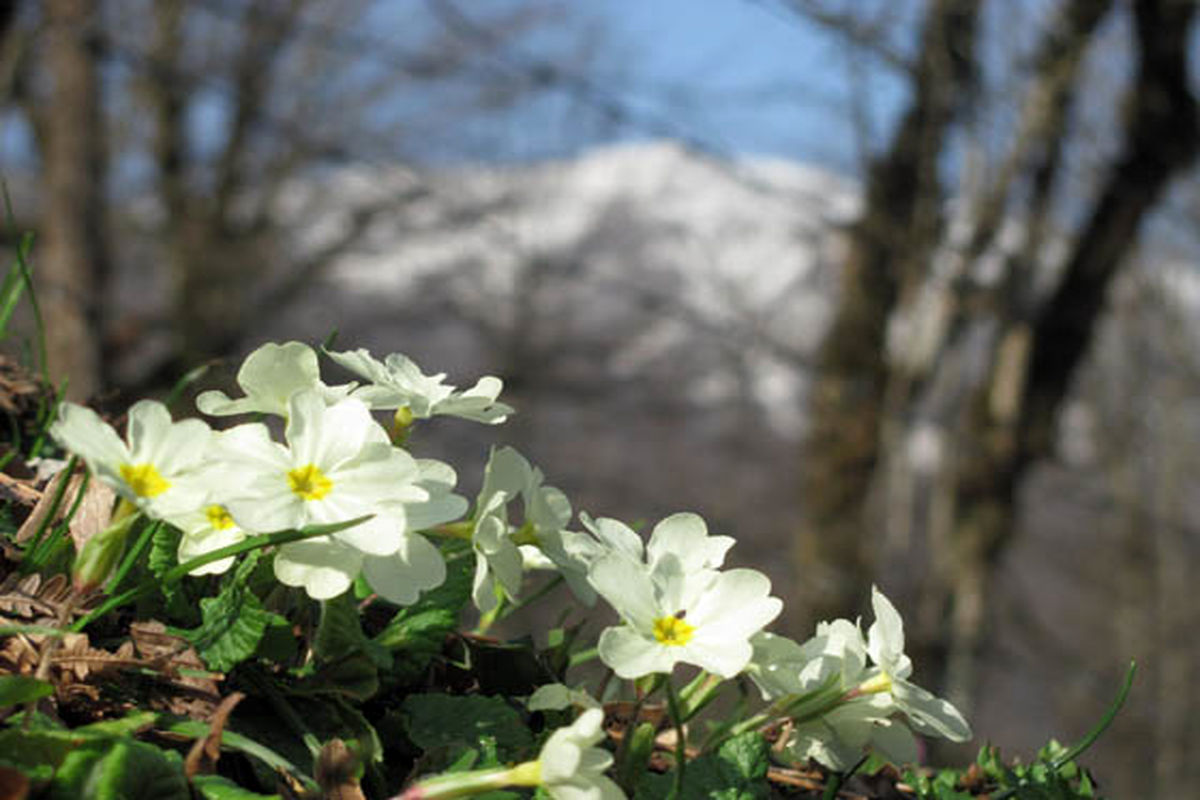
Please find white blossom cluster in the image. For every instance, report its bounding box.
[50,340,971,799]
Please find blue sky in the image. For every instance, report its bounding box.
[0,0,917,180]
[400,0,915,174]
[588,0,908,168]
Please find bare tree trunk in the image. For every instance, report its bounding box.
[945,0,1198,713]
[796,0,980,626]
[39,0,107,400]
[1020,0,1199,461]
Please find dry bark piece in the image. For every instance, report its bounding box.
[0,473,40,507]
[314,739,367,800]
[184,691,245,779]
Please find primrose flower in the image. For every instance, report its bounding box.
[784,695,918,770]
[588,513,782,679]
[399,708,623,800]
[209,390,430,599]
[747,619,868,700]
[325,345,513,424]
[476,447,598,606]
[50,400,211,518]
[536,708,625,800]
[856,586,972,743]
[469,448,530,612]
[197,341,354,418]
[168,503,249,575]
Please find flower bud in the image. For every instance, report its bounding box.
[72,507,138,592]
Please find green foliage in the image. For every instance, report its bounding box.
[0,721,188,800]
[403,692,534,770]
[904,742,1101,800]
[49,739,190,800]
[183,552,287,672]
[0,675,54,708]
[373,539,472,684]
[189,774,282,800]
[637,731,771,800]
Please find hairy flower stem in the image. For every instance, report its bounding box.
[395,761,539,799]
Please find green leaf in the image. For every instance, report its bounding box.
[315,593,391,670]
[190,774,282,800]
[288,593,391,700]
[165,718,308,779]
[374,541,472,683]
[402,693,533,763]
[636,732,770,800]
[76,711,159,737]
[183,553,284,672]
[0,729,91,771]
[49,739,189,800]
[0,675,53,708]
[148,522,181,578]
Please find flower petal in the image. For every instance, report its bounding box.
[273,538,362,599]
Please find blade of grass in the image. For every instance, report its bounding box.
[27,380,66,460]
[993,661,1137,800]
[0,233,32,339]
[1051,660,1136,769]
[3,186,46,380]
[163,361,214,409]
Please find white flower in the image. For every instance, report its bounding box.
[784,696,918,770]
[325,346,512,424]
[168,503,248,575]
[272,537,365,600]
[747,619,868,700]
[537,708,625,800]
[860,586,972,743]
[528,684,602,713]
[197,341,353,418]
[469,447,553,612]
[588,513,781,679]
[361,533,447,606]
[50,400,211,518]
[208,390,431,599]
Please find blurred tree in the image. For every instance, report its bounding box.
[794,0,1198,722]
[10,0,580,393]
[38,0,108,400]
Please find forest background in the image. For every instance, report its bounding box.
[3,1,1199,796]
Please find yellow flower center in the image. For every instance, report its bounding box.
[119,463,171,498]
[653,613,696,647]
[205,504,236,530]
[288,463,333,500]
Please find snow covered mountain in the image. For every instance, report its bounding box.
[284,140,859,440]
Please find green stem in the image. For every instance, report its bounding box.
[665,680,687,800]
[474,590,507,636]
[395,761,538,799]
[69,514,373,632]
[822,754,868,800]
